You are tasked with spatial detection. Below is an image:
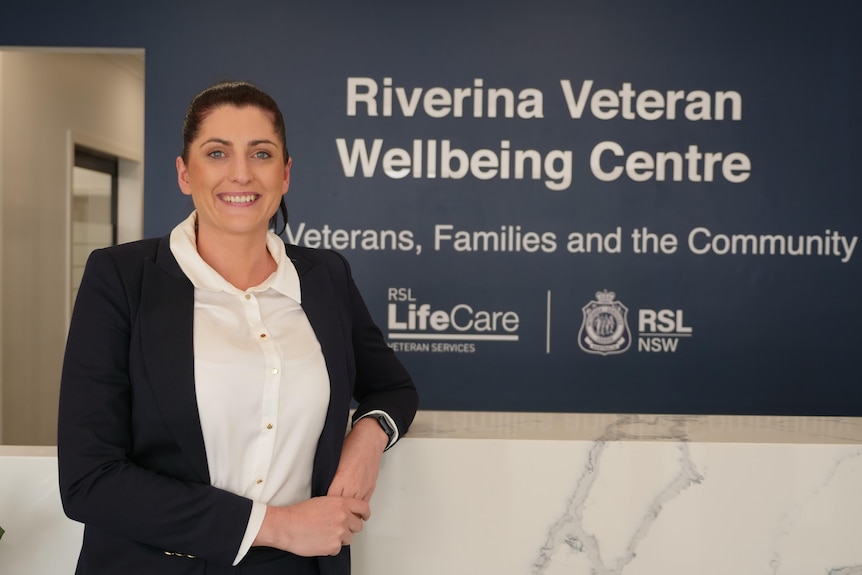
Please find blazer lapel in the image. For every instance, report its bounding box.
[288,248,352,491]
[137,236,210,484]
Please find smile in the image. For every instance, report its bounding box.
[219,194,260,205]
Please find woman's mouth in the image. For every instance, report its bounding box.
[219,193,260,205]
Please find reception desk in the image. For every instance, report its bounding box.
[2,411,862,574]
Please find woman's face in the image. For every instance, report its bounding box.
[176,104,290,240]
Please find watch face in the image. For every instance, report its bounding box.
[376,416,395,437]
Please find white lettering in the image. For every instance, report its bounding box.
[589,141,751,183]
[688,227,858,262]
[560,80,742,121]
[347,77,544,119]
[338,139,572,191]
[387,302,520,334]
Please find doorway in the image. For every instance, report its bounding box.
[0,48,144,445]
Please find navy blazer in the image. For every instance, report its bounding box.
[58,234,418,575]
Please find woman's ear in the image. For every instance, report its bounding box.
[177,156,192,196]
[282,157,292,195]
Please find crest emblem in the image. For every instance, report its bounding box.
[578,290,631,355]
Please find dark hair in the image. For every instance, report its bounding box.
[182,80,290,233]
[181,80,290,164]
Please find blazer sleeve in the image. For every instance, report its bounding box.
[57,246,251,566]
[326,251,419,438]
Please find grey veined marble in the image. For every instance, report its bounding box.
[354,411,862,574]
[3,411,862,575]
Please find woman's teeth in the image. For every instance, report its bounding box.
[222,194,257,204]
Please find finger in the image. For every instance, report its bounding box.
[349,500,371,521]
[347,514,364,534]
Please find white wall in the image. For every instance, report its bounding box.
[0,49,144,445]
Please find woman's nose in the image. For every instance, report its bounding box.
[229,156,252,184]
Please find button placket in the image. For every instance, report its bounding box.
[244,291,282,497]
[239,291,280,496]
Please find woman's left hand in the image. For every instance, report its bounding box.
[327,417,389,501]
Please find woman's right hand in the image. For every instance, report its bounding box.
[253,496,370,557]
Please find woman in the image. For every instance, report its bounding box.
[58,81,418,575]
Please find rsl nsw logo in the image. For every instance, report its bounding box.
[578,290,632,355]
[385,287,520,353]
[578,290,693,355]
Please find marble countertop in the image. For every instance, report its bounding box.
[3,411,861,456]
[404,410,862,444]
[0,445,57,456]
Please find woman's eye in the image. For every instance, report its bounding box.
[254,151,272,159]
[208,150,226,159]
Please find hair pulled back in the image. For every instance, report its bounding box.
[181,80,290,164]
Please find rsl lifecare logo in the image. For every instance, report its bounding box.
[385,287,520,354]
[578,290,632,355]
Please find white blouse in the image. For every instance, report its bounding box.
[170,212,329,564]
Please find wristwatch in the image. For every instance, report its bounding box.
[374,415,396,442]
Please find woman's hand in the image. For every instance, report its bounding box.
[252,418,388,557]
[327,416,389,501]
[254,496,370,557]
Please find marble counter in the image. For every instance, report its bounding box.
[353,411,862,575]
[403,410,862,443]
[2,411,861,574]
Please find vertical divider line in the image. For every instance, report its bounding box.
[546,290,552,354]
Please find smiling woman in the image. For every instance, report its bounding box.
[56,80,418,575]
[176,104,291,289]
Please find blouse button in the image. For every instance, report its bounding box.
[266,423,273,430]
[244,294,251,300]
[271,368,279,375]
[259,333,267,339]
